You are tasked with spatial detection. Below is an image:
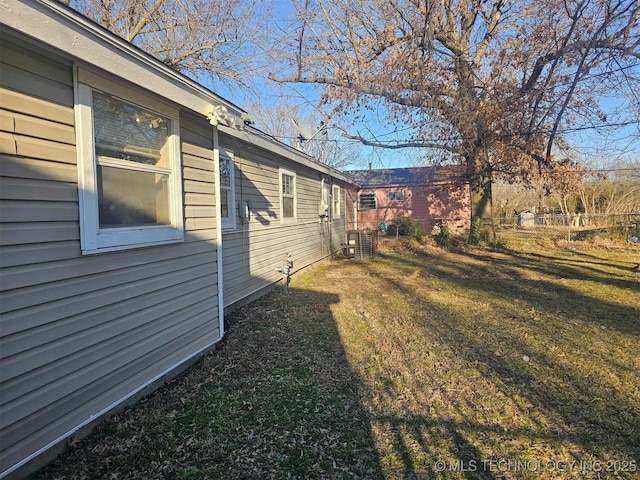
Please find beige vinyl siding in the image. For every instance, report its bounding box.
[182,112,216,238]
[0,39,220,475]
[0,37,74,106]
[220,134,348,308]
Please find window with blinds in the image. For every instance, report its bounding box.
[280,169,296,222]
[93,92,172,228]
[75,70,184,254]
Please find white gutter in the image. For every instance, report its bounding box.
[219,124,357,185]
[212,125,225,338]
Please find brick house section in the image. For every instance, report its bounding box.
[347,166,471,233]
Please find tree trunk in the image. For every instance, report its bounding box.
[466,150,495,241]
[469,177,493,219]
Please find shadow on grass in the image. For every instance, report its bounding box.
[523,247,639,272]
[481,248,638,288]
[30,247,639,480]
[384,249,639,337]
[358,249,639,477]
[30,287,384,480]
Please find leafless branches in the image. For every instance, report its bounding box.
[70,0,267,91]
[269,0,639,218]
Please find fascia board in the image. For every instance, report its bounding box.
[1,0,242,118]
[219,124,358,186]
[357,180,465,189]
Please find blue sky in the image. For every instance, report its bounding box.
[215,72,639,171]
[209,2,639,172]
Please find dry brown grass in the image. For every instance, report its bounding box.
[32,238,640,479]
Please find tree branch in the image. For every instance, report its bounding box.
[341,132,458,153]
[126,0,164,42]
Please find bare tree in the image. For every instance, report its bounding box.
[579,160,640,214]
[269,0,640,228]
[246,100,363,169]
[69,0,269,91]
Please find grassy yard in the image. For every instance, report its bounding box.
[32,238,639,479]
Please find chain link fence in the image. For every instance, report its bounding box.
[370,213,640,244]
[491,212,640,242]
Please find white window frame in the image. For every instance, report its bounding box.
[321,181,330,216]
[332,185,341,219]
[279,168,297,224]
[358,191,377,210]
[75,68,184,254]
[218,149,236,230]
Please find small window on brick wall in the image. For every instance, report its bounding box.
[388,191,404,202]
[358,192,377,210]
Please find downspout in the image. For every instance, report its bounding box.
[328,179,333,257]
[212,121,225,338]
[353,186,359,230]
[320,176,328,256]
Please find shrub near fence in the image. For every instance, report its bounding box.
[373,213,640,245]
[493,212,640,242]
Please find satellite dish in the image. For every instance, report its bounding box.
[292,118,314,141]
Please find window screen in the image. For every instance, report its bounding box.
[359,192,376,210]
[93,92,172,228]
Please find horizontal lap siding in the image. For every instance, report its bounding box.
[0,40,220,476]
[222,221,331,304]
[220,135,346,307]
